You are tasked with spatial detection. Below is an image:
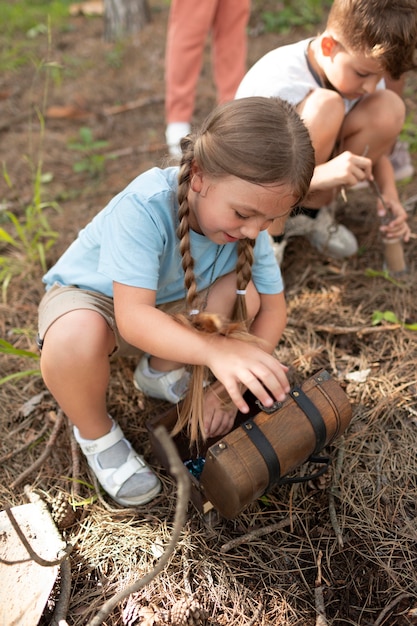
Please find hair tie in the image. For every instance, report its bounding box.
[236,289,246,296]
[189,309,200,316]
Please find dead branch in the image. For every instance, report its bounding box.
[288,319,402,336]
[86,425,191,626]
[49,557,72,626]
[220,517,292,553]
[0,422,49,464]
[373,592,411,626]
[1,95,164,133]
[68,425,81,500]
[314,551,329,626]
[103,95,164,116]
[328,439,345,548]
[1,507,71,567]
[10,409,65,489]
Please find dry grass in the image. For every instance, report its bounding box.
[1,2,417,623]
[1,189,417,625]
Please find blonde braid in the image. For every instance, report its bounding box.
[231,238,255,326]
[176,138,199,311]
[166,97,315,446]
[171,312,265,444]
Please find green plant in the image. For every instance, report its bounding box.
[0,157,59,302]
[371,310,417,331]
[400,112,417,153]
[68,127,113,178]
[261,0,331,33]
[0,25,60,302]
[0,337,41,385]
[364,267,407,287]
[0,0,73,71]
[105,42,125,69]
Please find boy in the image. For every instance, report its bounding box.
[236,0,416,262]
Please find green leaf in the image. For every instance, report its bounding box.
[0,337,39,358]
[0,368,41,385]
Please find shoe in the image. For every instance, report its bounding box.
[270,207,358,264]
[306,206,358,258]
[270,235,287,266]
[73,419,161,507]
[133,353,191,404]
[165,122,191,157]
[270,211,318,265]
[389,140,414,181]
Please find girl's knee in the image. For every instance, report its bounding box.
[41,309,115,363]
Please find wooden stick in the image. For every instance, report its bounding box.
[220,517,292,553]
[86,426,191,626]
[11,409,65,489]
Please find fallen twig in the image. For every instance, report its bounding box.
[220,517,291,553]
[49,557,72,626]
[328,439,345,547]
[10,410,66,489]
[1,505,71,567]
[314,550,328,626]
[373,592,411,626]
[288,319,402,337]
[103,95,164,116]
[68,425,81,500]
[86,425,191,626]
[0,422,49,464]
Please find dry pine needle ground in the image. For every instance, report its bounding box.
[1,2,417,624]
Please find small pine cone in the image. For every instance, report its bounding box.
[168,597,208,626]
[50,491,77,529]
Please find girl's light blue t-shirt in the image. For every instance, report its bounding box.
[43,167,283,304]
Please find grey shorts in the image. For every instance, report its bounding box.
[38,283,186,358]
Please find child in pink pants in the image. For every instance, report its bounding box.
[165,0,251,156]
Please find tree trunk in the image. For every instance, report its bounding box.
[103,0,151,41]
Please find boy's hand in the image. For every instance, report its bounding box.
[317,151,373,189]
[377,197,411,242]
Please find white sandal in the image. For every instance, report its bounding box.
[73,421,161,506]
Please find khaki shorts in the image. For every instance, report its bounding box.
[38,283,187,358]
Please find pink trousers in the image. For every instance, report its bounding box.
[165,0,251,124]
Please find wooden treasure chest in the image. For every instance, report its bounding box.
[147,369,352,519]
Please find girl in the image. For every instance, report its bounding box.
[38,97,315,507]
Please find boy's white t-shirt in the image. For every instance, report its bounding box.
[43,166,283,304]
[236,38,384,113]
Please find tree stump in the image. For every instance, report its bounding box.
[103,0,151,41]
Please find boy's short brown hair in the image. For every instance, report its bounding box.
[327,0,417,79]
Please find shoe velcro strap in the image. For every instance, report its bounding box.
[75,423,126,456]
[112,455,146,486]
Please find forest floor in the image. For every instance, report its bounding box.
[1,1,417,625]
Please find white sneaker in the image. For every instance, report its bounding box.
[271,207,358,264]
[306,206,358,258]
[165,122,191,157]
[73,420,161,507]
[133,353,191,404]
[270,235,287,266]
[389,140,414,181]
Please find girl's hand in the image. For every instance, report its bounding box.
[205,336,289,416]
[203,381,238,438]
[377,197,411,242]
